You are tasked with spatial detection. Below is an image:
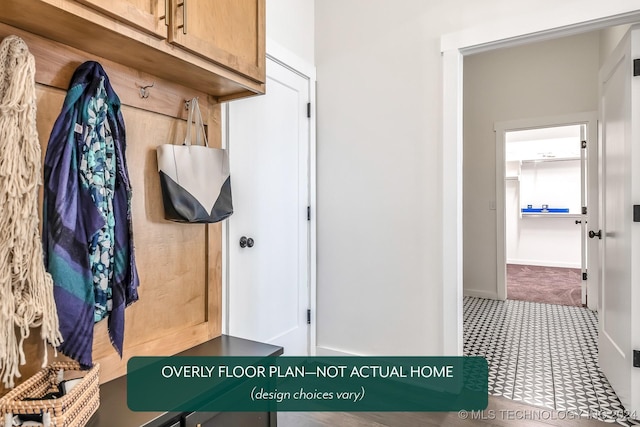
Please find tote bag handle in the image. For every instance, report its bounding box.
[183,97,209,147]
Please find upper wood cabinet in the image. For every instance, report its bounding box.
[74,0,168,38]
[168,0,265,83]
[0,0,265,100]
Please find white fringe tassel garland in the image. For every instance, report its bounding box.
[0,35,62,388]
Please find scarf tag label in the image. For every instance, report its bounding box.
[74,123,83,134]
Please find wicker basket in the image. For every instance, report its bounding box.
[0,362,99,427]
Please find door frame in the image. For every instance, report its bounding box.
[441,8,640,356]
[221,38,317,354]
[494,113,598,308]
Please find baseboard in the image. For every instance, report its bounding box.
[315,346,362,357]
[463,289,501,300]
[507,259,581,269]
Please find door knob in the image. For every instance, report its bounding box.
[239,236,255,248]
[588,230,602,239]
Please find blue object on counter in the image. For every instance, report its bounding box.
[521,208,570,213]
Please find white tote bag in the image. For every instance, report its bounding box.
[156,98,233,223]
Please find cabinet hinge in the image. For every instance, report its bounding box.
[634,350,640,368]
[582,272,588,281]
[307,206,311,221]
[634,59,640,77]
[307,102,311,118]
[307,309,311,324]
[581,140,587,149]
[582,206,587,215]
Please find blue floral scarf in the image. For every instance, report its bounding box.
[43,61,139,367]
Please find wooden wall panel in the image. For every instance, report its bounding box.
[0,24,222,395]
[97,105,208,347]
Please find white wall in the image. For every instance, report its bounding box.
[506,160,582,268]
[463,32,600,299]
[314,1,640,357]
[315,1,451,356]
[519,160,581,214]
[266,0,315,64]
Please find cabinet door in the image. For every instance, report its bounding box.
[168,0,265,83]
[184,411,270,427]
[75,0,168,38]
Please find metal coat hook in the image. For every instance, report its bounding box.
[136,82,155,99]
[184,97,199,110]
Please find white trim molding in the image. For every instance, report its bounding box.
[494,112,598,308]
[315,346,363,357]
[441,7,640,53]
[442,49,464,356]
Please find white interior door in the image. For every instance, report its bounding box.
[598,26,640,414]
[226,57,310,355]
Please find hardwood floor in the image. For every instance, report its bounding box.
[278,394,611,426]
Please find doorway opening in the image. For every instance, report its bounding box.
[444,7,640,419]
[460,25,622,419]
[494,114,599,310]
[502,124,587,307]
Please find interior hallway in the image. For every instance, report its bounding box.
[464,296,639,426]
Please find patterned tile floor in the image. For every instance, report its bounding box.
[463,296,640,426]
